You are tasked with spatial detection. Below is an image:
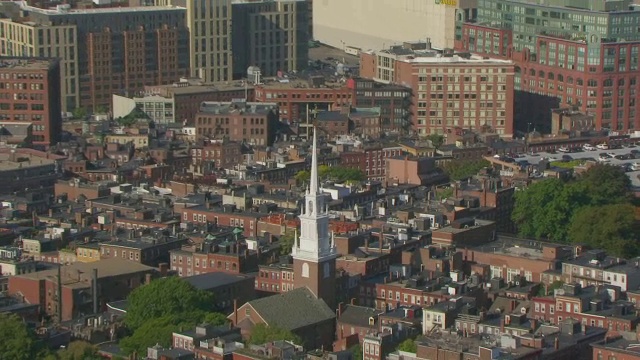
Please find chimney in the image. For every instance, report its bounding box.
[337,302,345,318]
[530,319,537,332]
[92,268,99,314]
[145,273,152,285]
[350,298,356,305]
[554,337,559,350]
[233,299,238,325]
[158,263,168,276]
[500,319,505,333]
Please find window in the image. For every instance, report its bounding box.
[302,263,309,278]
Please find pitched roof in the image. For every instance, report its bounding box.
[248,287,335,331]
[338,305,383,328]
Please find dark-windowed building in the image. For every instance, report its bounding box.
[456,0,640,132]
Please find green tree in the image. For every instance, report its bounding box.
[57,341,101,360]
[349,344,363,360]
[537,280,564,296]
[120,317,184,356]
[426,134,445,149]
[441,159,490,181]
[397,338,417,353]
[512,179,589,241]
[94,105,108,114]
[569,204,639,257]
[576,164,632,205]
[121,277,226,355]
[294,170,310,185]
[71,107,88,120]
[0,313,43,360]
[249,324,301,345]
[279,232,296,255]
[125,277,215,330]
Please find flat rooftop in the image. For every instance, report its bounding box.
[145,80,251,96]
[16,258,155,288]
[258,77,347,90]
[199,101,277,116]
[20,3,184,15]
[0,151,56,171]
[0,58,56,70]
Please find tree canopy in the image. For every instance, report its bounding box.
[569,204,638,257]
[121,277,226,355]
[512,164,638,256]
[248,324,301,345]
[426,134,445,149]
[57,341,101,360]
[279,231,296,255]
[0,313,43,360]
[440,159,490,181]
[295,166,364,185]
[397,338,417,353]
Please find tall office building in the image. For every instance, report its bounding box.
[232,0,309,78]
[456,0,640,132]
[167,0,233,82]
[292,127,337,310]
[313,0,477,51]
[0,58,62,146]
[0,2,189,111]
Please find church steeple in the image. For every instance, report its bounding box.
[292,126,336,262]
[292,126,337,309]
[309,125,319,195]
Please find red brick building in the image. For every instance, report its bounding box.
[7,258,155,321]
[145,81,253,125]
[181,205,262,238]
[0,57,61,145]
[170,243,259,277]
[360,47,515,137]
[195,101,279,146]
[191,140,243,174]
[457,23,640,132]
[254,76,353,128]
[339,144,404,182]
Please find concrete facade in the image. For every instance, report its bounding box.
[312,0,477,51]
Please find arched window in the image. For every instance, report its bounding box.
[529,69,535,76]
[302,263,309,278]
[548,72,555,80]
[558,74,564,82]
[567,76,573,84]
[538,70,545,78]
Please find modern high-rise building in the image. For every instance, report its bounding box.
[292,127,337,310]
[0,58,62,146]
[313,0,477,51]
[456,0,640,132]
[360,43,515,137]
[0,2,189,111]
[232,0,309,78]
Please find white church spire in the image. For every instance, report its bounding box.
[292,126,336,262]
[309,126,319,195]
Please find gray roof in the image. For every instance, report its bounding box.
[248,287,335,331]
[338,305,383,328]
[183,272,253,291]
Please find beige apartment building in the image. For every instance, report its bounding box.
[313,0,476,51]
[0,19,78,111]
[166,0,233,82]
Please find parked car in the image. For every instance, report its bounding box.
[561,155,573,162]
[583,144,596,151]
[558,147,570,153]
[599,152,611,158]
[614,154,626,160]
[632,162,640,171]
[596,143,609,150]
